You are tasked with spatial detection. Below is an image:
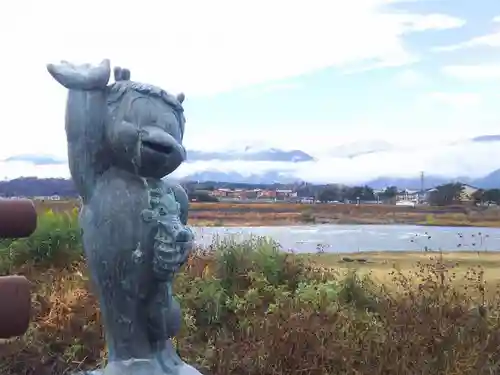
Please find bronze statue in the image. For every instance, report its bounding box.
[47,60,200,375]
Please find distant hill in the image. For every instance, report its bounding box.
[366,172,500,190]
[4,136,500,187]
[182,170,302,184]
[0,177,301,198]
[471,168,500,189]
[471,135,500,143]
[366,175,475,190]
[0,177,77,198]
[327,139,394,159]
[5,148,315,166]
[3,137,500,195]
[2,169,500,199]
[2,154,65,165]
[186,148,314,163]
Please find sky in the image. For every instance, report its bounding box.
[1,0,500,183]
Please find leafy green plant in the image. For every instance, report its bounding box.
[4,209,82,270]
[2,210,500,375]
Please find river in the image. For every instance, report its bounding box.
[191,224,500,253]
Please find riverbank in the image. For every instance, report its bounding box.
[302,251,500,289]
[193,218,500,228]
[2,210,500,374]
[37,200,500,228]
[1,238,500,374]
[416,220,500,228]
[188,202,500,228]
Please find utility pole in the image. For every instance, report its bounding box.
[420,171,425,204]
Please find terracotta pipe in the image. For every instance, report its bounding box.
[0,276,31,339]
[0,198,37,238]
[0,198,37,339]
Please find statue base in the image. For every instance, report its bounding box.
[76,342,202,375]
[80,363,201,375]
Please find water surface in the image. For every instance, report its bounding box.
[192,224,500,253]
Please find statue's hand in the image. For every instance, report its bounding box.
[176,226,194,245]
[176,228,194,268]
[153,243,193,281]
[46,59,111,90]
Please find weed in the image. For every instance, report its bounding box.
[299,209,316,223]
[1,211,500,374]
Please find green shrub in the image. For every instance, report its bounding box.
[214,236,304,294]
[3,210,500,375]
[0,209,82,273]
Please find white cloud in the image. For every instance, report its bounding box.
[242,82,302,98]
[173,139,500,184]
[426,92,482,107]
[0,1,464,96]
[441,65,500,80]
[4,138,500,184]
[493,15,500,23]
[0,162,69,180]
[0,0,466,178]
[259,83,301,93]
[393,69,426,87]
[400,13,465,32]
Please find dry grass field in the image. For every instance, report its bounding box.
[303,251,500,292]
[2,210,500,374]
[2,248,500,375]
[35,199,500,227]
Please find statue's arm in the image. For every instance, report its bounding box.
[46,60,111,202]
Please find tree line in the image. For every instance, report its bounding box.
[410,183,500,206]
[317,183,500,206]
[2,178,500,206]
[316,185,391,203]
[186,182,500,205]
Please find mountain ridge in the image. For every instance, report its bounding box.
[1,167,500,199]
[186,148,314,162]
[2,154,65,165]
[2,134,500,186]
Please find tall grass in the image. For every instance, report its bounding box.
[0,208,81,274]
[1,210,500,374]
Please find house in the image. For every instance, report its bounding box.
[244,189,262,199]
[211,188,298,201]
[423,184,480,204]
[299,197,315,204]
[232,189,246,199]
[257,190,277,199]
[275,189,297,200]
[396,200,415,207]
[396,189,421,203]
[211,188,249,200]
[423,188,437,202]
[460,184,479,202]
[33,195,61,201]
[211,188,233,198]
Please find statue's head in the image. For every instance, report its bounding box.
[105,67,187,179]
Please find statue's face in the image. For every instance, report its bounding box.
[107,94,186,179]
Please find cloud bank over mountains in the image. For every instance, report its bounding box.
[174,135,500,184]
[1,135,500,185]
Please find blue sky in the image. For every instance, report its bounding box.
[182,0,500,152]
[1,0,500,181]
